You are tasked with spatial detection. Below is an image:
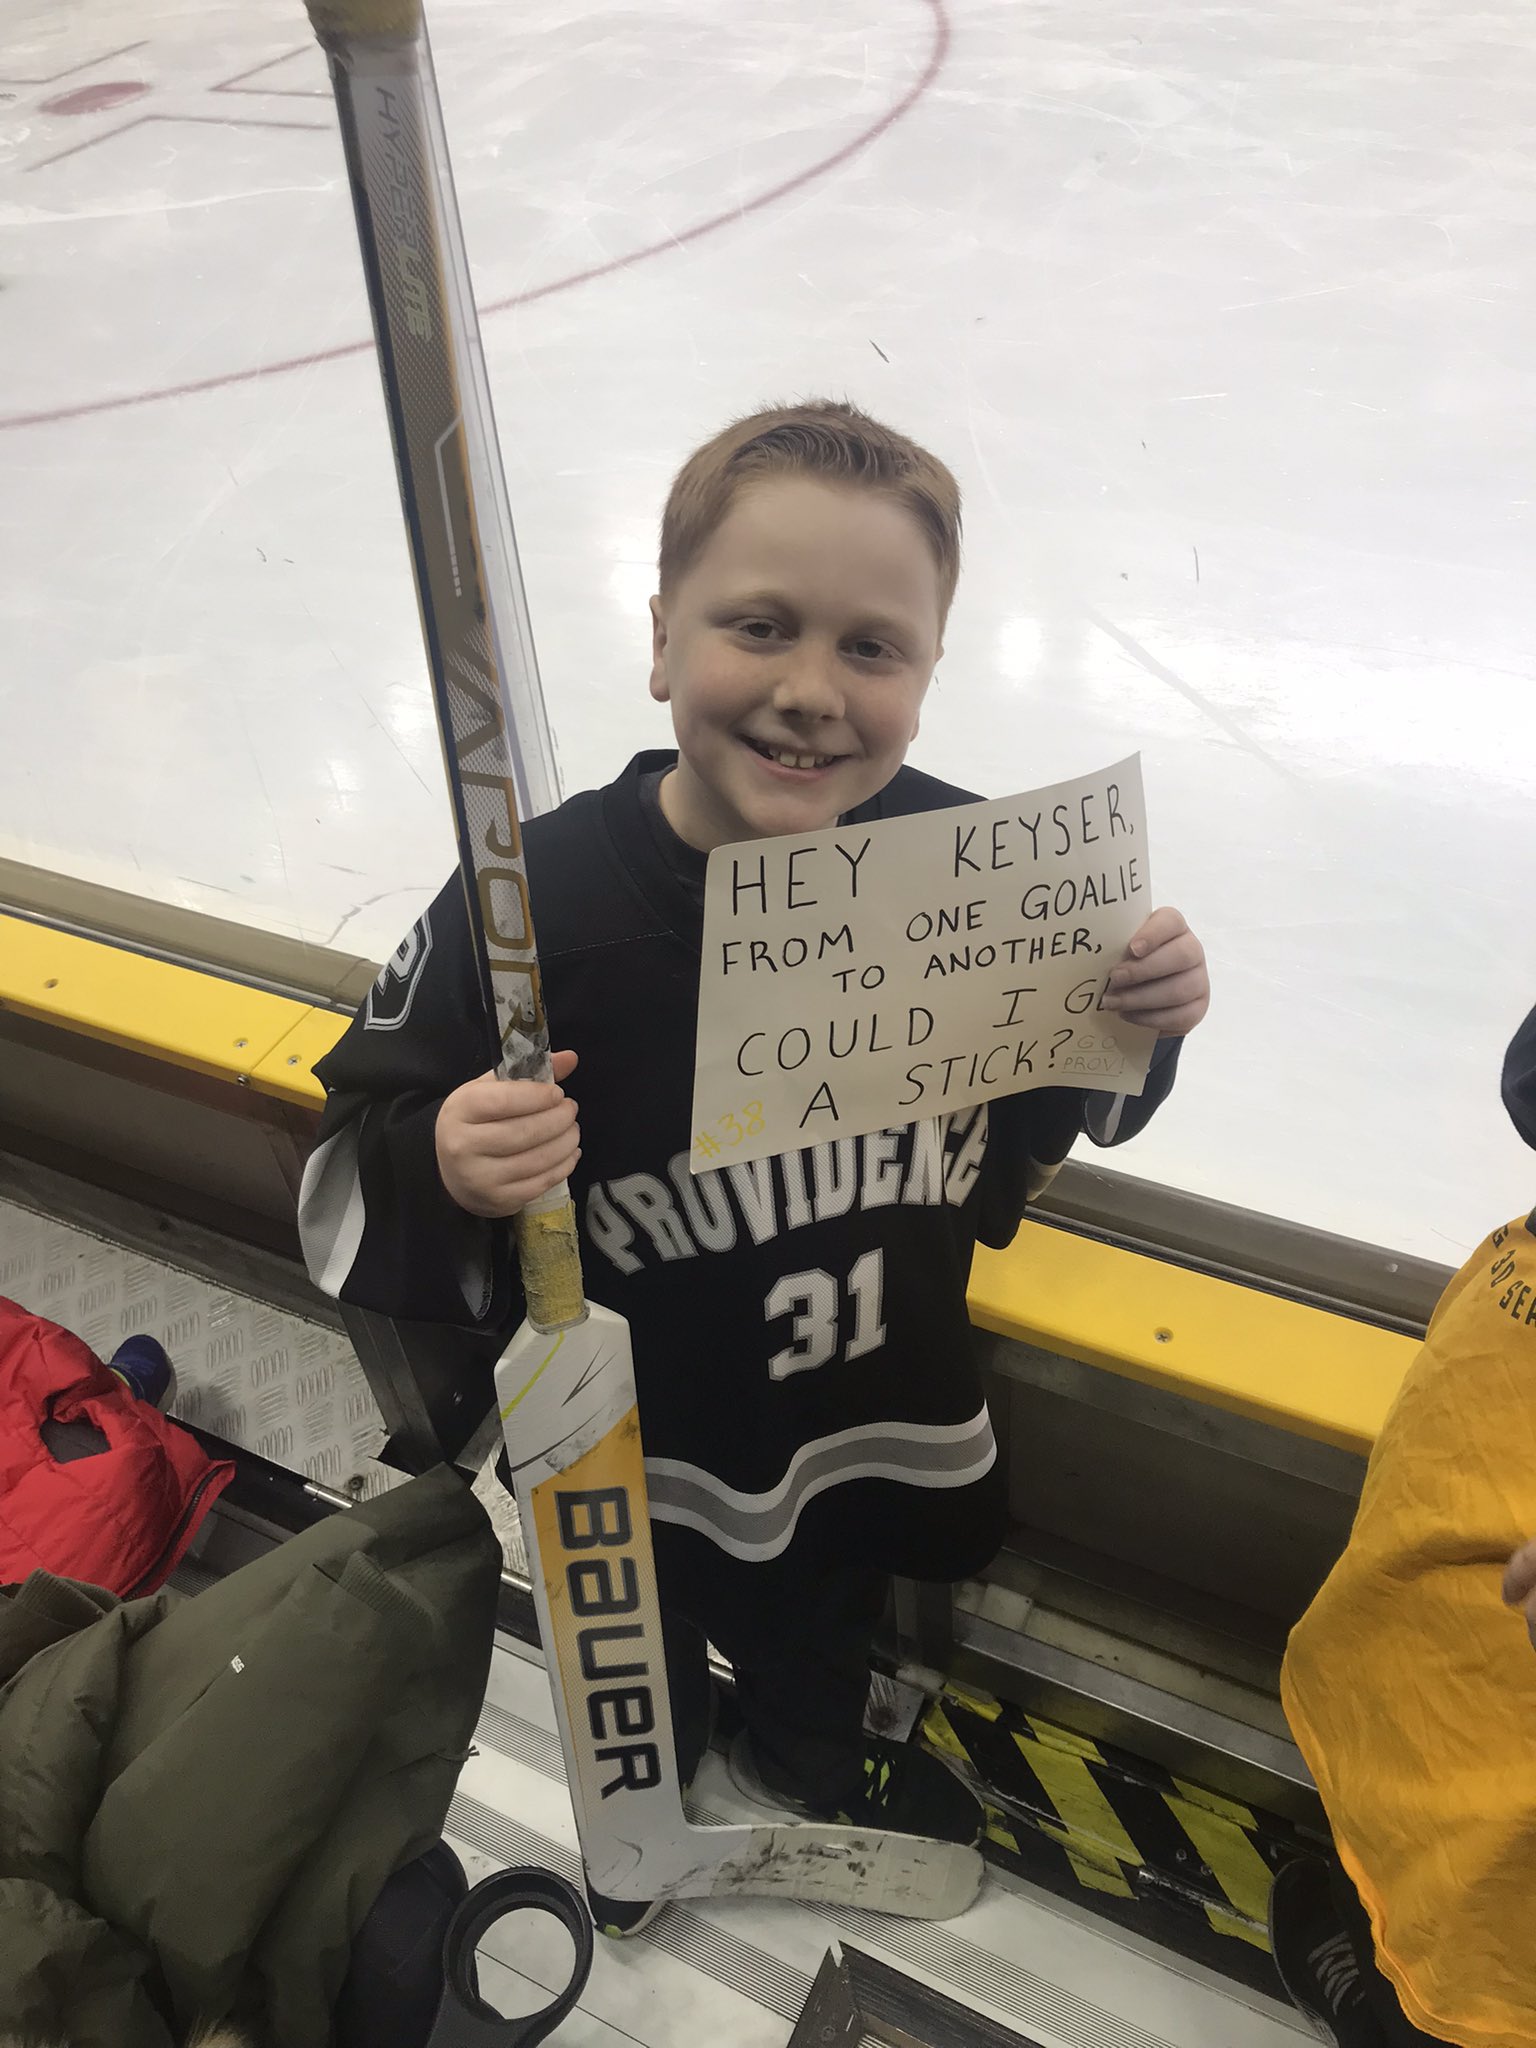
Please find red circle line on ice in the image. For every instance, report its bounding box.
[1,1,950,434]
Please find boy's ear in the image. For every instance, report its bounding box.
[648,595,670,704]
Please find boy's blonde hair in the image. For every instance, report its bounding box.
[658,400,963,622]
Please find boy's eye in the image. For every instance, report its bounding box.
[852,637,893,662]
[738,619,784,641]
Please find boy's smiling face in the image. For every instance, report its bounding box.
[649,476,945,851]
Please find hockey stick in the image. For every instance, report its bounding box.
[301,0,982,1922]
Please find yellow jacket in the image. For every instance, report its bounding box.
[1283,1212,1536,2047]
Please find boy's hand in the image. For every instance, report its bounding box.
[1503,1539,1536,1650]
[435,1051,581,1217]
[1101,907,1210,1036]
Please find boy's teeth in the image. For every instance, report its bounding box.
[768,748,831,770]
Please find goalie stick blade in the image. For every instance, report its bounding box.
[495,1309,983,1921]
[695,1820,983,1920]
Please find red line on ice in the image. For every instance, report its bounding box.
[27,110,330,172]
[0,40,150,88]
[0,0,950,433]
[211,48,329,99]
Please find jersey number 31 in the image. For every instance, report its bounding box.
[764,1250,887,1380]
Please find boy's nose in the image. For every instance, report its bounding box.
[772,646,845,719]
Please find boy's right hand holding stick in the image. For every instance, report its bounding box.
[435,1051,582,1218]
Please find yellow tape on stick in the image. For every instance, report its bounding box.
[513,1199,586,1332]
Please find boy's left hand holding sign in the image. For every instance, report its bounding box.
[1104,908,1210,1037]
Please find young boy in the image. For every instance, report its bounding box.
[300,401,1210,1929]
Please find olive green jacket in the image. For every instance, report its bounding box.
[0,1466,500,2048]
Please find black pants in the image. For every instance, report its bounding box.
[662,1563,889,1807]
[1332,1863,1452,2048]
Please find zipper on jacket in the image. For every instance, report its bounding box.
[128,1464,229,1598]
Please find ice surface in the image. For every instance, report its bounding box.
[2,0,1532,1257]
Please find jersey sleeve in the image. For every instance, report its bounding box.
[1080,1032,1182,1149]
[297,875,516,1328]
[974,1036,1182,1248]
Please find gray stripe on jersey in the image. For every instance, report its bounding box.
[644,1407,997,1563]
[298,1121,368,1299]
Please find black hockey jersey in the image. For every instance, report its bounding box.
[300,751,1179,1616]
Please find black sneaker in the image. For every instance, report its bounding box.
[728,1729,983,1846]
[1268,1857,1387,2046]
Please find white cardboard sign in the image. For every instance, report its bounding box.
[688,756,1157,1172]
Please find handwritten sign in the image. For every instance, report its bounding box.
[689,756,1158,1171]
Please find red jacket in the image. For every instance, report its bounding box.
[0,1298,233,1594]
